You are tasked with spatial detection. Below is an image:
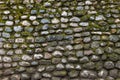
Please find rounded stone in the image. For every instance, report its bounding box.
[14,26,23,32]
[104,61,114,69]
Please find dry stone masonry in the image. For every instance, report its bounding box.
[0,0,120,80]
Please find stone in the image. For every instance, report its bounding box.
[83,62,95,69]
[5,21,13,26]
[104,61,114,69]
[61,11,67,16]
[44,2,51,7]
[61,18,68,23]
[31,10,37,14]
[15,38,25,43]
[0,49,5,55]
[14,26,23,32]
[91,41,99,48]
[41,19,50,24]
[70,17,80,22]
[116,61,120,69]
[52,18,60,24]
[95,15,106,20]
[83,37,91,43]
[84,50,93,55]
[98,69,108,78]
[25,27,33,32]
[44,53,52,59]
[31,73,41,80]
[79,56,89,63]
[79,22,89,26]
[109,69,118,78]
[53,71,67,77]
[80,70,97,79]
[74,44,83,50]
[56,64,64,70]
[53,51,62,57]
[10,75,20,80]
[3,56,12,62]
[76,51,84,57]
[21,73,30,80]
[68,70,79,78]
[95,48,104,54]
[5,27,12,32]
[19,61,30,67]
[109,35,119,42]
[29,16,36,20]
[34,54,43,60]
[35,37,46,43]
[2,32,10,38]
[22,55,32,61]
[21,20,31,26]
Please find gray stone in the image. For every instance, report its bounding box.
[61,11,67,16]
[80,56,89,63]
[95,48,104,54]
[22,55,32,61]
[25,27,33,32]
[35,37,46,43]
[29,16,36,21]
[19,61,30,67]
[21,20,31,26]
[3,56,12,62]
[91,41,99,48]
[0,49,5,55]
[21,73,30,80]
[68,70,79,78]
[95,15,106,20]
[5,27,12,32]
[109,69,118,78]
[53,71,67,77]
[52,18,60,24]
[41,19,50,24]
[5,21,13,26]
[76,51,83,57]
[14,26,23,32]
[98,69,108,78]
[80,70,97,78]
[61,18,68,23]
[104,61,114,69]
[70,17,80,22]
[10,75,20,80]
[34,54,43,60]
[116,61,120,69]
[109,35,119,42]
[44,2,51,7]
[2,32,10,38]
[83,37,91,43]
[31,10,37,14]
[79,22,89,26]
[56,64,64,70]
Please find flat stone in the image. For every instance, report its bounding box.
[21,20,31,26]
[22,55,32,61]
[34,54,43,60]
[14,26,23,32]
[70,17,80,22]
[104,61,114,69]
[41,19,50,24]
[52,18,60,24]
[5,21,13,26]
[2,32,10,38]
[3,56,12,62]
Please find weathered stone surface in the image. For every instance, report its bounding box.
[0,0,120,79]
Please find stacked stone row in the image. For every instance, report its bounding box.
[0,0,120,80]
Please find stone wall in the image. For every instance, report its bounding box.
[0,0,120,80]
